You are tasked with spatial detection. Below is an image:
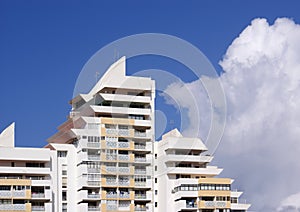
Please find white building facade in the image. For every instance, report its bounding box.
[154,129,251,212]
[0,57,250,212]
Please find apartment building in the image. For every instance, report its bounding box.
[0,123,53,212]
[154,129,251,212]
[47,56,155,212]
[0,56,250,212]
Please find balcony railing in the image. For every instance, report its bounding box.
[119,193,130,198]
[106,141,117,148]
[87,194,100,199]
[118,180,130,186]
[135,157,146,162]
[87,142,100,148]
[32,206,45,211]
[87,167,101,173]
[204,201,227,207]
[88,206,100,211]
[12,190,25,197]
[118,142,129,148]
[106,204,118,211]
[134,131,146,137]
[88,155,101,160]
[31,193,45,198]
[135,169,146,174]
[118,167,130,173]
[87,181,101,186]
[106,192,118,198]
[118,129,130,136]
[118,155,129,161]
[106,129,118,135]
[106,155,117,161]
[106,179,117,185]
[106,166,117,173]
[0,204,26,211]
[135,194,147,199]
[0,191,11,197]
[135,206,147,211]
[134,144,146,149]
[135,182,146,187]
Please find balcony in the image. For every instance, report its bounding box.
[0,204,26,211]
[87,181,101,186]
[118,167,130,173]
[118,129,130,136]
[31,206,45,211]
[106,166,117,173]
[88,155,101,161]
[135,169,146,174]
[164,154,213,163]
[87,167,101,173]
[106,204,118,211]
[0,166,50,175]
[118,155,129,161]
[135,194,146,199]
[31,193,45,198]
[92,105,151,116]
[166,166,222,176]
[198,201,230,209]
[134,144,146,150]
[102,191,134,200]
[87,194,100,199]
[87,142,101,148]
[0,190,26,198]
[118,142,130,149]
[88,206,100,211]
[135,206,147,211]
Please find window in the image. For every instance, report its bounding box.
[155,178,157,183]
[11,162,15,167]
[58,151,67,157]
[62,191,67,201]
[154,154,157,159]
[155,166,157,171]
[62,170,67,175]
[155,190,157,195]
[26,162,45,167]
[155,202,157,207]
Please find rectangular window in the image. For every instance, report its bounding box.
[58,151,67,157]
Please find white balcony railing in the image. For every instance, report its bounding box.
[88,155,100,160]
[135,157,146,162]
[87,142,100,148]
[12,190,25,197]
[118,167,130,173]
[32,206,45,211]
[0,204,26,211]
[88,206,100,211]
[135,169,146,174]
[87,194,100,199]
[106,166,117,173]
[118,129,129,136]
[118,155,129,161]
[0,191,11,197]
[118,142,129,148]
[204,201,227,207]
[31,193,45,198]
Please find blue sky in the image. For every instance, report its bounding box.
[2,2,300,211]
[0,0,299,148]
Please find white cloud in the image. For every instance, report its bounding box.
[277,192,300,211]
[162,18,300,211]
